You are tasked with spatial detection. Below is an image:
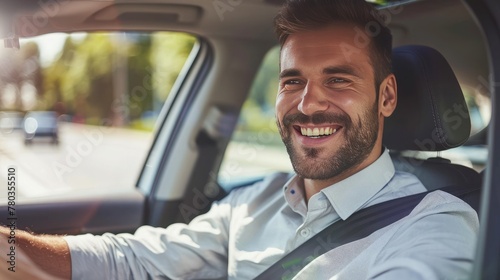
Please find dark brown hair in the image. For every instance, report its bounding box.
[274,0,393,91]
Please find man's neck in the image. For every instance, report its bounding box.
[302,147,384,203]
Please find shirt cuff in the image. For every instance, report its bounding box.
[64,234,109,280]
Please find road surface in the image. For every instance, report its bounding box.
[0,123,152,198]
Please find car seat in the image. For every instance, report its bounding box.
[383,45,482,198]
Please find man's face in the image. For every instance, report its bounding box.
[276,24,382,181]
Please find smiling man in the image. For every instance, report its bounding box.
[0,0,478,279]
[276,22,395,200]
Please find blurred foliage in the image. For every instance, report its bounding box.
[0,41,42,110]
[366,0,389,4]
[150,33,196,102]
[238,46,280,134]
[0,31,280,135]
[0,32,196,130]
[1,32,280,135]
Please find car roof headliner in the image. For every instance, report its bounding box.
[0,0,281,42]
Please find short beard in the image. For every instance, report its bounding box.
[277,103,379,180]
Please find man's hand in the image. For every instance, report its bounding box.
[0,226,71,280]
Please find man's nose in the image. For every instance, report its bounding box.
[297,82,329,115]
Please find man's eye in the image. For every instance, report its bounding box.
[284,80,300,85]
[281,79,302,90]
[329,78,348,83]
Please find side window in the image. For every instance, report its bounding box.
[442,87,490,170]
[218,46,292,190]
[463,91,490,135]
[0,32,196,199]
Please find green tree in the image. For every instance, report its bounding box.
[150,32,196,102]
[0,42,42,111]
[42,36,79,114]
[248,46,279,111]
[238,46,280,133]
[35,31,196,129]
[126,33,153,120]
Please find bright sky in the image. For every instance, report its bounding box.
[20,32,87,67]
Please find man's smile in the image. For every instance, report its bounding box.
[289,124,344,146]
[294,125,342,138]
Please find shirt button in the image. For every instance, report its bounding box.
[300,227,311,238]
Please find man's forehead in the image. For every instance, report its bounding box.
[280,24,370,60]
[282,23,360,48]
[280,26,371,70]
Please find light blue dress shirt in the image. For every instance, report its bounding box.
[65,149,478,279]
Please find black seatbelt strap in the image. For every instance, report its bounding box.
[255,185,480,280]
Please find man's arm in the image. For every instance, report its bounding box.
[0,226,71,280]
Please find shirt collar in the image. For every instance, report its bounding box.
[321,148,395,220]
[283,175,308,216]
[282,149,395,219]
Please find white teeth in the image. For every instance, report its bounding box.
[300,127,339,137]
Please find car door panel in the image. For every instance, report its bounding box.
[0,189,144,235]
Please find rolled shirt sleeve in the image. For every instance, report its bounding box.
[64,200,232,280]
[63,172,292,280]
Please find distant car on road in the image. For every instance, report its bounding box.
[23,111,59,144]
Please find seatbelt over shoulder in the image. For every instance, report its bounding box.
[254,185,480,280]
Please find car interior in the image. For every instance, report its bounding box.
[386,44,482,210]
[0,0,499,278]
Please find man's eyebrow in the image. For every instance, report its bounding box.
[323,65,361,77]
[279,66,361,79]
[279,69,302,79]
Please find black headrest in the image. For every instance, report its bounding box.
[383,45,471,151]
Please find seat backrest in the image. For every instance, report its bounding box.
[383,45,481,192]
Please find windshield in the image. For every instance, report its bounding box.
[0,31,197,198]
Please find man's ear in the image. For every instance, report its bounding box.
[379,74,397,117]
